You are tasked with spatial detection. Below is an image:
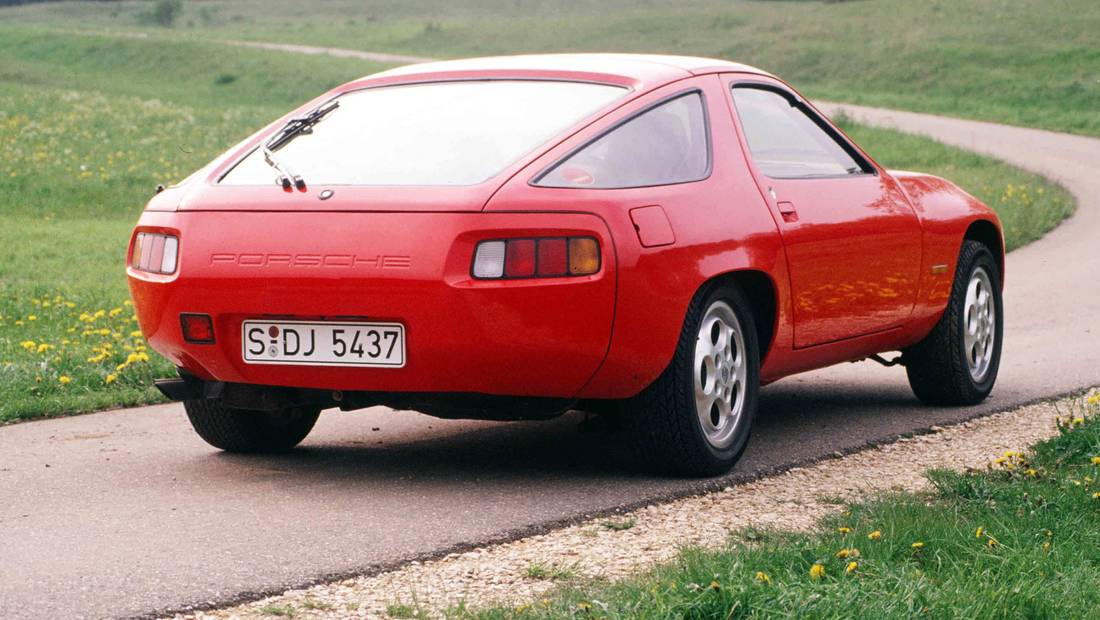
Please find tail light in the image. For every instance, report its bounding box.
[131,232,179,275]
[472,237,600,280]
[180,313,215,344]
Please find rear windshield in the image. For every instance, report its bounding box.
[220,80,627,187]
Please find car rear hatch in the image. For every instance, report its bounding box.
[130,199,616,399]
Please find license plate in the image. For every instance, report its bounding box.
[242,320,405,368]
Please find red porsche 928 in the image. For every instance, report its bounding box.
[128,54,1004,476]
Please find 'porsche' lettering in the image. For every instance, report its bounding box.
[209,253,411,269]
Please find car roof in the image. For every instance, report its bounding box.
[360,53,772,91]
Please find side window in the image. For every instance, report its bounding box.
[535,92,710,189]
[731,86,867,179]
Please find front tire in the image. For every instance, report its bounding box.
[905,240,1003,405]
[184,399,320,453]
[620,284,760,477]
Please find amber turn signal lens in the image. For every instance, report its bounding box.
[568,237,600,276]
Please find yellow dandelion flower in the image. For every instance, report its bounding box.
[708,580,720,591]
[845,561,858,575]
[1072,417,1085,426]
[987,537,998,548]
[1026,469,1038,477]
[20,340,36,350]
[975,527,985,539]
[27,314,37,321]
[837,526,851,534]
[577,601,591,612]
[809,563,825,580]
[36,343,53,354]
[1091,457,1100,465]
[105,374,117,384]
[130,330,143,338]
[836,548,850,559]
[868,530,882,541]
[911,541,925,550]
[1042,541,1051,553]
[109,307,123,317]
[1092,492,1100,500]
[59,376,71,385]
[755,571,771,584]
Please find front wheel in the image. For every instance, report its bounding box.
[184,399,320,453]
[905,240,1003,405]
[620,284,760,477]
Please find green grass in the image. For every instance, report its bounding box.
[524,561,582,581]
[0,31,384,423]
[3,0,1098,136]
[0,15,1077,422]
[601,519,637,531]
[467,400,1100,619]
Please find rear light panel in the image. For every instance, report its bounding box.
[131,232,179,275]
[472,237,600,280]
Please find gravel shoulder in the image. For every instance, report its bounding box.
[175,391,1096,619]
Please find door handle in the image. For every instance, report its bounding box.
[776,200,797,222]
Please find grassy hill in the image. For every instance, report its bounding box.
[4,0,1099,136]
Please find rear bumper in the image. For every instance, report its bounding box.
[129,210,616,399]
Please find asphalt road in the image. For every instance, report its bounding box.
[2,104,1098,620]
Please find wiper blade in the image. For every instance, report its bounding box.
[261,100,340,190]
[267,100,340,152]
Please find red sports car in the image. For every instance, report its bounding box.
[128,54,1003,476]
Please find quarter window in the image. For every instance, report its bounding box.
[536,92,710,189]
[731,86,867,179]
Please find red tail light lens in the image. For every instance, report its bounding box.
[180,313,215,344]
[536,238,568,276]
[472,237,600,280]
[504,239,536,277]
[131,232,179,275]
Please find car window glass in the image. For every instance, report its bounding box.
[731,87,862,179]
[535,92,709,189]
[220,81,626,187]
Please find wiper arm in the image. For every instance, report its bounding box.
[261,100,340,190]
[262,143,304,191]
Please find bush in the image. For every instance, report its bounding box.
[142,0,183,28]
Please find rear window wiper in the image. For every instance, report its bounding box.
[261,100,340,190]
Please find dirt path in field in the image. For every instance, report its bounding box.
[223,40,435,65]
[3,45,1100,620]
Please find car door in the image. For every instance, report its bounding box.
[720,77,922,349]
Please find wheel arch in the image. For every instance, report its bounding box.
[700,269,778,363]
[963,218,1005,286]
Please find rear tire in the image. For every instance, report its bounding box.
[904,240,1003,405]
[183,399,320,453]
[620,284,760,477]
